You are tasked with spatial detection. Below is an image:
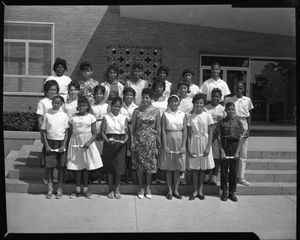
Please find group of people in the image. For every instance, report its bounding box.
[37,57,254,202]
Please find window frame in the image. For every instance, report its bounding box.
[4,21,55,95]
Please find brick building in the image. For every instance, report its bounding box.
[3,5,296,130]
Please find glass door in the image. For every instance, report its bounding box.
[200,67,249,98]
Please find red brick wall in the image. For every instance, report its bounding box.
[4,5,296,112]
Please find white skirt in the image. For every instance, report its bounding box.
[67,132,103,170]
[187,133,215,170]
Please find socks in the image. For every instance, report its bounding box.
[48,182,53,191]
[76,186,81,193]
[83,187,88,193]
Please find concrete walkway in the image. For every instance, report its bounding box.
[5,192,296,239]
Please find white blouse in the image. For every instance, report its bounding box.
[163,109,186,131]
[104,112,127,134]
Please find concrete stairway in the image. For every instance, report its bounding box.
[5,139,296,196]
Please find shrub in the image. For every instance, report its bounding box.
[3,111,39,131]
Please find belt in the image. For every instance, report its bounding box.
[166,129,182,132]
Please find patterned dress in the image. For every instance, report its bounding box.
[132,106,161,174]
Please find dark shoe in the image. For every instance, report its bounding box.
[173,193,182,199]
[56,190,63,199]
[204,180,209,184]
[84,191,92,199]
[220,192,228,201]
[210,181,217,186]
[228,192,238,202]
[189,194,197,201]
[198,194,205,200]
[166,193,172,200]
[70,191,81,199]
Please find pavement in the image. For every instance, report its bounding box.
[3,136,297,239]
[3,193,297,239]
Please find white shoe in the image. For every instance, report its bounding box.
[238,179,250,186]
[145,194,152,199]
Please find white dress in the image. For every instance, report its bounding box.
[151,96,168,117]
[64,99,78,120]
[126,79,148,106]
[187,112,215,170]
[178,97,193,116]
[90,102,110,155]
[159,109,186,171]
[67,113,103,170]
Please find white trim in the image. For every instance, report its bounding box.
[5,21,55,26]
[25,42,29,75]
[4,39,52,43]
[4,75,49,78]
[4,92,44,96]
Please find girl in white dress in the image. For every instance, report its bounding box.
[90,85,110,183]
[187,93,214,201]
[160,94,187,200]
[67,96,103,199]
[204,88,226,186]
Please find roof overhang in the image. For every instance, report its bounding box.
[119,5,295,37]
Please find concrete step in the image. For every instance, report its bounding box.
[4,150,19,178]
[26,139,43,167]
[5,178,296,195]
[248,150,296,159]
[246,159,297,170]
[245,170,296,182]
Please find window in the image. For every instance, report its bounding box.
[4,22,54,93]
[250,59,296,124]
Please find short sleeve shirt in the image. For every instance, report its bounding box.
[216,117,245,140]
[70,113,96,135]
[45,75,72,101]
[120,102,138,122]
[187,84,200,99]
[104,112,127,134]
[64,99,78,120]
[163,109,186,131]
[40,109,69,140]
[36,97,53,116]
[205,104,226,124]
[199,78,231,102]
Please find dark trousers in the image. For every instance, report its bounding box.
[220,159,237,193]
[220,138,238,193]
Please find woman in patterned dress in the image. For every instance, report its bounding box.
[131,88,161,199]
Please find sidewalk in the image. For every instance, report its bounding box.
[5,192,296,239]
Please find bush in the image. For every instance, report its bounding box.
[3,111,39,131]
